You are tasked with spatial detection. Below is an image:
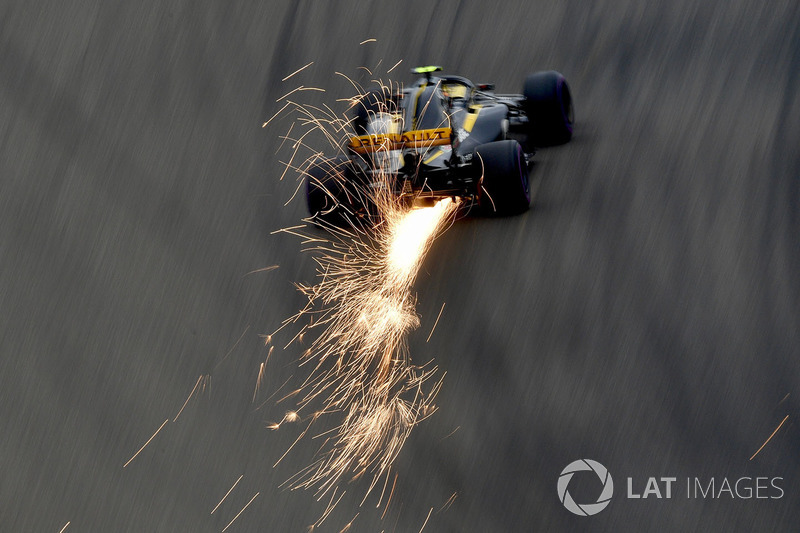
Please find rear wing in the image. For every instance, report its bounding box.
[348,127,451,154]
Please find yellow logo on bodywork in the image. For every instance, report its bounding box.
[348,128,451,154]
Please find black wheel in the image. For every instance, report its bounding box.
[474,140,530,216]
[523,71,573,145]
[305,156,369,228]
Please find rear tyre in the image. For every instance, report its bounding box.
[305,156,369,228]
[523,71,573,145]
[474,140,530,216]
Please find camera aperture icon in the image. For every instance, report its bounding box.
[558,459,614,516]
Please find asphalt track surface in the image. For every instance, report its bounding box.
[3,1,799,531]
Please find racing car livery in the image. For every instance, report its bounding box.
[305,66,573,226]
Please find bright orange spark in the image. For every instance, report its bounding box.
[426,302,446,343]
[381,473,398,520]
[268,410,301,431]
[221,492,260,532]
[174,375,206,422]
[438,491,458,513]
[387,60,403,74]
[311,487,347,529]
[418,507,434,532]
[253,363,267,402]
[387,200,454,285]
[263,101,291,128]
[282,61,314,82]
[243,265,279,277]
[211,474,243,515]
[750,415,789,460]
[440,426,460,440]
[339,512,359,532]
[123,419,168,468]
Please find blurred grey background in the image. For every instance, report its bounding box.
[1,0,798,531]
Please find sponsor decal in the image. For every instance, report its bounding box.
[349,128,451,153]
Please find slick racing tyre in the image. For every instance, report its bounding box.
[474,140,530,215]
[524,71,573,145]
[305,156,369,228]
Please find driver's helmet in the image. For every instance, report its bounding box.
[441,82,469,101]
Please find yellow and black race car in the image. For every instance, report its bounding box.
[306,66,573,226]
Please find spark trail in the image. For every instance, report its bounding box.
[283,198,456,498]
[268,66,458,505]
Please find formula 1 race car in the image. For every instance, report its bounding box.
[305,66,573,227]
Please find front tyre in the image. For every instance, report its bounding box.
[474,140,530,216]
[523,71,573,145]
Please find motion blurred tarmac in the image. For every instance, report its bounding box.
[1,1,798,530]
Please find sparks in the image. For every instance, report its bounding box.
[211,474,243,515]
[266,66,459,507]
[174,375,208,422]
[282,61,314,82]
[221,492,260,532]
[386,200,454,286]
[426,302,446,343]
[750,415,789,461]
[418,507,434,532]
[275,198,455,497]
[123,419,168,468]
[243,265,279,277]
